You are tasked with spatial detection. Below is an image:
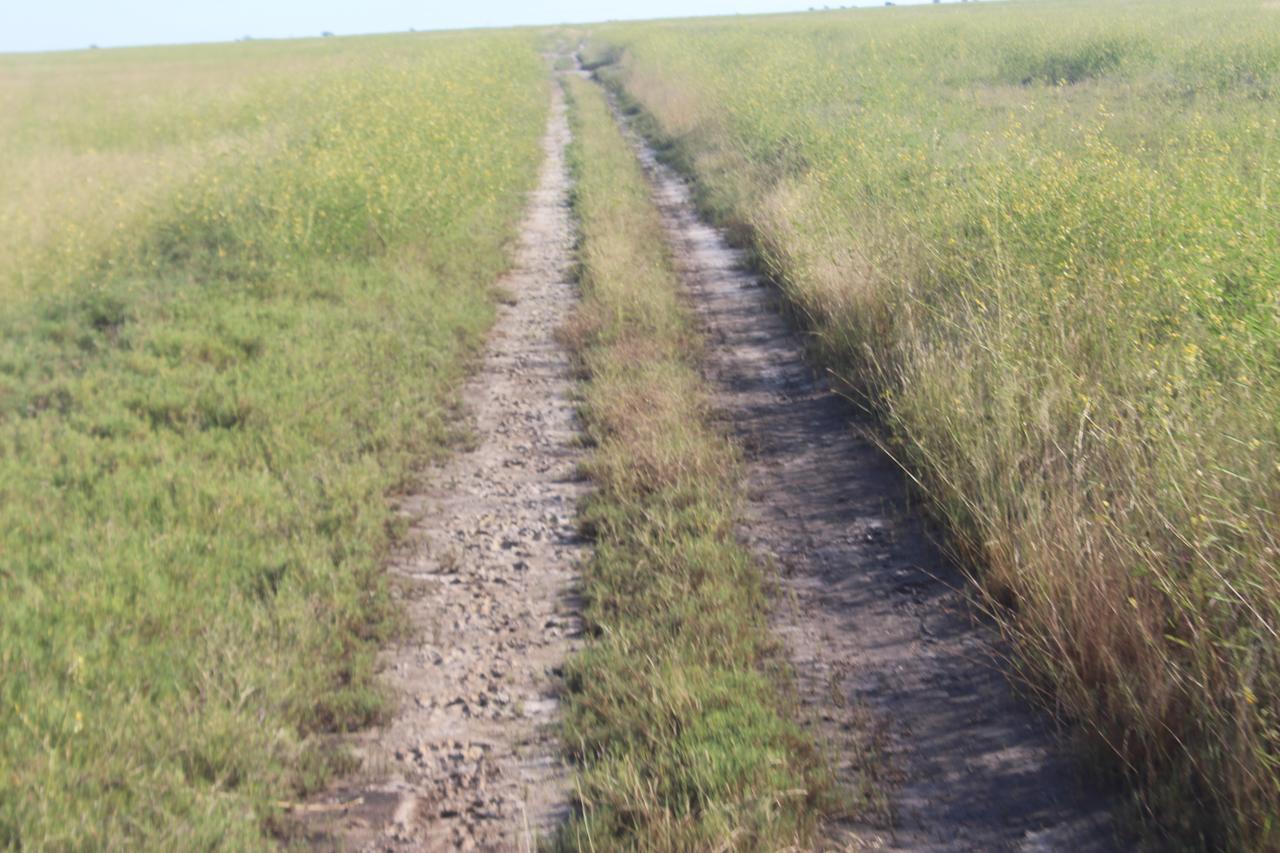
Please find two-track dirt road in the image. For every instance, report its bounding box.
[309,65,1124,852]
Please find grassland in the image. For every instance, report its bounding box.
[0,33,548,847]
[556,75,834,849]
[587,0,1280,847]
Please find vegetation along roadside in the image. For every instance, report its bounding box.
[587,0,1279,847]
[0,31,548,848]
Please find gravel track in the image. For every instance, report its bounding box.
[306,80,583,852]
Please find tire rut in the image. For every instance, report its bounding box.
[606,87,1127,851]
[305,80,583,852]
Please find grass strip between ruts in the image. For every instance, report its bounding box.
[553,74,836,851]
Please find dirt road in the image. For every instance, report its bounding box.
[306,63,1125,851]
[610,88,1125,851]
[306,81,583,851]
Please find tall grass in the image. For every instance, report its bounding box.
[556,75,834,849]
[0,32,548,847]
[589,0,1280,847]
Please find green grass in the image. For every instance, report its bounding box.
[555,75,835,850]
[0,32,549,847]
[587,0,1280,848]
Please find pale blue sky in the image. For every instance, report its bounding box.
[0,0,940,54]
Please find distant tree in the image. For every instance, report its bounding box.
[322,31,334,37]
[89,44,99,50]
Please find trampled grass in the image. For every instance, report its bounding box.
[556,75,834,849]
[0,32,548,847]
[588,0,1280,847]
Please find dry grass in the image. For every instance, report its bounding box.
[0,44,300,302]
[589,0,1280,847]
